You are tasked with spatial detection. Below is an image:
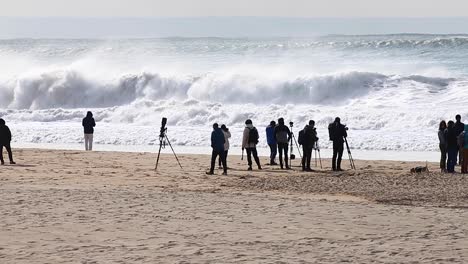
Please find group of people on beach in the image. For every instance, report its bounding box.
[438,114,468,173]
[207,117,349,175]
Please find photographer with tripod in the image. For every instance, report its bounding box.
[328,117,348,171]
[298,120,318,171]
[275,118,292,170]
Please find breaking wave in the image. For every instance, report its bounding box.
[0,69,457,110]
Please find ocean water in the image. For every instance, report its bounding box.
[1,35,467,154]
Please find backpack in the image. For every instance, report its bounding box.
[298,130,305,145]
[328,123,336,141]
[248,127,259,144]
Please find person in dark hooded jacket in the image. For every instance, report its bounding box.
[275,118,291,170]
[446,120,458,173]
[328,117,347,171]
[207,123,227,175]
[82,111,96,151]
[299,120,318,171]
[454,114,465,165]
[0,119,16,165]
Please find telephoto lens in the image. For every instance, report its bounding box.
[159,117,167,138]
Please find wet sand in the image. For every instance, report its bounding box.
[0,149,467,263]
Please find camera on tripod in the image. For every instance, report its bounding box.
[159,117,167,140]
[155,117,183,171]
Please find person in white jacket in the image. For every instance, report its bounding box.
[242,119,262,171]
[218,124,231,168]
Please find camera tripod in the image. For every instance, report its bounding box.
[289,122,302,160]
[344,137,356,170]
[314,140,323,169]
[155,126,183,171]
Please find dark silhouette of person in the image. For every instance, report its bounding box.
[266,121,278,165]
[438,120,448,173]
[454,114,465,165]
[275,118,291,169]
[82,111,96,151]
[0,119,16,165]
[300,120,318,171]
[242,119,262,171]
[218,124,231,169]
[207,123,227,175]
[445,120,458,173]
[328,117,347,171]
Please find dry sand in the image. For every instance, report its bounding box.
[0,148,467,263]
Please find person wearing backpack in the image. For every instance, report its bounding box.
[242,119,262,171]
[275,118,291,170]
[328,117,347,171]
[299,120,318,171]
[265,121,278,165]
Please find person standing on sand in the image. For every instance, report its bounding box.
[207,123,227,175]
[218,124,231,169]
[454,114,465,165]
[445,120,458,173]
[242,119,262,171]
[82,111,96,151]
[299,120,318,172]
[275,118,291,170]
[266,121,278,165]
[328,117,347,171]
[438,120,448,173]
[461,125,468,174]
[0,119,16,165]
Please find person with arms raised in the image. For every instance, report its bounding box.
[328,117,347,171]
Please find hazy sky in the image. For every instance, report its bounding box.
[2,0,468,17]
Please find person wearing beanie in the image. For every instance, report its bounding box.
[242,119,262,171]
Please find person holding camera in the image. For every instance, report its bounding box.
[328,117,347,171]
[207,123,227,175]
[275,118,292,170]
[298,120,318,171]
[82,111,96,151]
[242,119,262,171]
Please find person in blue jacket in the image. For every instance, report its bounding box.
[207,123,227,175]
[266,121,278,165]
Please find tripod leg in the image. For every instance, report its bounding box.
[165,135,183,169]
[318,150,322,169]
[292,135,302,159]
[155,141,164,171]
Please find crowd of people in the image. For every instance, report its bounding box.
[207,117,349,175]
[438,114,468,173]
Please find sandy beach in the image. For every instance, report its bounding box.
[0,148,467,263]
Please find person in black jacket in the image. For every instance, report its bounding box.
[446,120,458,173]
[207,123,227,175]
[299,120,318,171]
[275,118,292,170]
[328,117,347,171]
[0,119,16,165]
[82,111,96,151]
[454,114,465,165]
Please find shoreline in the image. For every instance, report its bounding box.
[13,143,441,162]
